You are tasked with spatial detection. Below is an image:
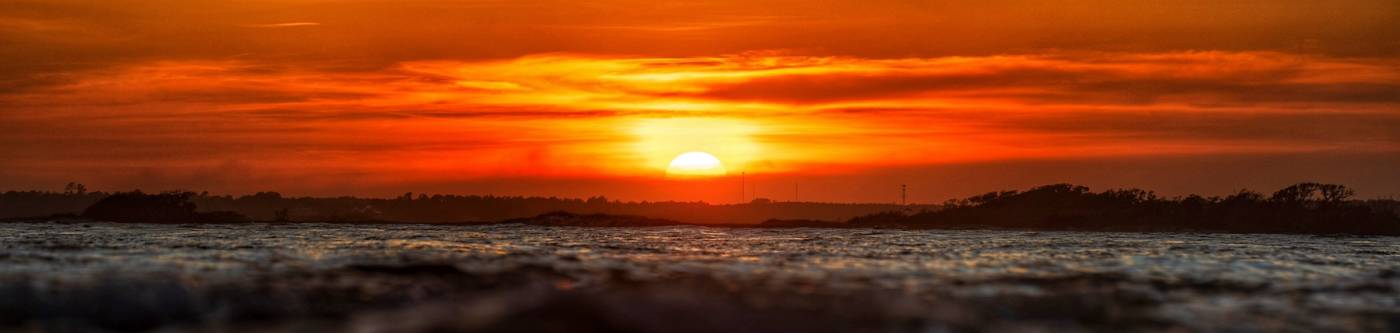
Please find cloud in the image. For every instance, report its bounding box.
[0,51,1396,199]
[242,22,321,28]
[2,0,1397,200]
[3,0,1398,81]
[681,52,1400,107]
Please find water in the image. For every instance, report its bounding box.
[1,222,1397,332]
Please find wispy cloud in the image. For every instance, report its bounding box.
[1,51,1397,196]
[242,22,321,28]
[554,15,798,33]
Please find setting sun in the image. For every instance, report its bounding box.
[666,152,727,177]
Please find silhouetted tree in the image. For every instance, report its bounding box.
[849,182,1397,235]
[1318,184,1355,203]
[83,191,200,223]
[82,191,247,223]
[63,182,87,195]
[1272,182,1322,204]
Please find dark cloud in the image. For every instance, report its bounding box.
[236,108,621,121]
[693,69,1088,103]
[985,111,1400,144]
[2,0,1398,81]
[693,59,1400,106]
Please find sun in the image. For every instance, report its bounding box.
[666,151,727,177]
[630,118,760,175]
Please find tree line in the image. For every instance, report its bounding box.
[0,185,922,224]
[847,183,1399,235]
[4,182,1396,234]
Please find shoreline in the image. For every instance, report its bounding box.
[5,213,1395,237]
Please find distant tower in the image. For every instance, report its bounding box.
[901,184,907,206]
[794,183,799,202]
[740,172,746,203]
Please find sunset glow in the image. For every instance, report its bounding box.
[4,2,1398,331]
[1,0,1397,202]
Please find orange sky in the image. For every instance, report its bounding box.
[2,0,1398,202]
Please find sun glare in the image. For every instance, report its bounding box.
[630,117,761,176]
[666,151,727,177]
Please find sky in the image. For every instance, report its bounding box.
[1,0,1398,203]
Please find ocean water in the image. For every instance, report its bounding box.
[1,222,1397,332]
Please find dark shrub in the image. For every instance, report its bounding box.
[83,191,247,223]
[845,183,1399,235]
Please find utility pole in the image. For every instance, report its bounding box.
[794,183,799,202]
[901,184,907,206]
[740,172,746,203]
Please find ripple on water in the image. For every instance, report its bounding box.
[0,222,1397,332]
